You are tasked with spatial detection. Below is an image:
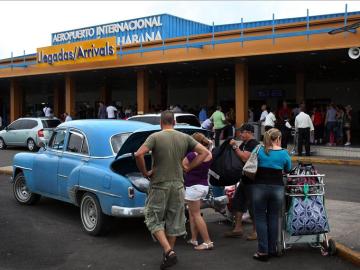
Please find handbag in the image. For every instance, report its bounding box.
[286,195,330,236]
[242,144,262,180]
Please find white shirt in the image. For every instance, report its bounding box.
[264,112,276,127]
[43,107,52,117]
[259,110,268,126]
[295,112,314,131]
[106,106,118,118]
[65,115,72,122]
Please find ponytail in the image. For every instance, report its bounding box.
[263,128,282,155]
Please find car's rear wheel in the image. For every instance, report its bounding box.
[80,192,108,236]
[0,137,7,150]
[27,138,38,152]
[13,172,41,205]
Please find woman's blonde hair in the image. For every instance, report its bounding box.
[192,132,211,148]
[263,128,282,155]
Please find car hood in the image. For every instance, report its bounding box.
[115,125,209,159]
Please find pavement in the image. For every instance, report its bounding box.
[1,148,360,267]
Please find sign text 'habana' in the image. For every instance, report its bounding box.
[52,16,162,46]
[37,37,117,66]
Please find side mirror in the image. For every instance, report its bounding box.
[38,141,46,150]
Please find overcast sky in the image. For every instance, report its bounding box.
[1,1,360,59]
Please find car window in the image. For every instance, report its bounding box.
[66,132,83,153]
[128,116,160,125]
[66,131,89,155]
[175,115,201,127]
[7,120,25,130]
[42,119,61,128]
[25,120,38,129]
[49,130,66,150]
[111,133,131,153]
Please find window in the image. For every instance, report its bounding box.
[25,120,38,129]
[66,131,89,155]
[42,119,61,128]
[128,116,160,125]
[175,115,200,127]
[49,130,66,150]
[111,133,131,153]
[7,120,27,130]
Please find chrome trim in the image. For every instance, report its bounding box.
[13,165,32,171]
[111,206,144,217]
[58,174,68,179]
[75,185,122,198]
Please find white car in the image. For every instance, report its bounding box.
[127,113,201,127]
[0,117,61,151]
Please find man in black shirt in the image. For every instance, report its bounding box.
[224,123,259,240]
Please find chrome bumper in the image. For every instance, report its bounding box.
[111,206,145,217]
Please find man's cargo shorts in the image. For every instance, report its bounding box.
[144,181,186,237]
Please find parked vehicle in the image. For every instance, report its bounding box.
[127,113,201,127]
[0,117,61,151]
[12,120,206,235]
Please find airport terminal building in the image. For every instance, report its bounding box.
[0,10,359,130]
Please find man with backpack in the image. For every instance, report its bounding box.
[224,123,259,240]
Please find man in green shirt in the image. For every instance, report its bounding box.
[210,105,227,147]
[135,110,210,269]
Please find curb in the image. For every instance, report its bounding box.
[336,242,360,267]
[291,156,360,166]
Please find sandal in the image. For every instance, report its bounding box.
[253,252,269,262]
[186,239,198,246]
[160,249,178,269]
[246,232,257,241]
[194,242,214,251]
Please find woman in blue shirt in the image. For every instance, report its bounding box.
[252,128,291,261]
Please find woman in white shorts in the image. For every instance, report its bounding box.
[182,132,213,250]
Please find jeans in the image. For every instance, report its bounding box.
[252,184,284,254]
[214,128,224,147]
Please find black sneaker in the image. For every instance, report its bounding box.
[160,250,178,270]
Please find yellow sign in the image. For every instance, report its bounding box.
[37,37,117,66]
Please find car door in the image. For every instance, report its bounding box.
[3,120,25,145]
[57,129,89,199]
[33,129,67,195]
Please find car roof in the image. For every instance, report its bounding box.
[128,113,196,118]
[17,117,60,121]
[58,119,155,157]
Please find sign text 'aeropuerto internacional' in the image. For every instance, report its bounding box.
[51,16,162,46]
[37,37,117,66]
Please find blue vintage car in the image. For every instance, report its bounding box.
[12,119,205,235]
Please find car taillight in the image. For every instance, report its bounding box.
[38,129,44,137]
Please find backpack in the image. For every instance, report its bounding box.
[209,138,244,186]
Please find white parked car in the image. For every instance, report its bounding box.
[0,117,61,151]
[127,113,201,127]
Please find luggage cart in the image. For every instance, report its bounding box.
[278,172,336,256]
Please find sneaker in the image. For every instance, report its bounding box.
[344,142,351,146]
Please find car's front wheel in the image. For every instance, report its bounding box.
[80,192,108,236]
[13,172,41,205]
[0,137,7,150]
[27,138,39,152]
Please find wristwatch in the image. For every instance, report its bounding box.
[232,145,239,150]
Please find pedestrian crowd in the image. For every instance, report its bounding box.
[135,110,291,269]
